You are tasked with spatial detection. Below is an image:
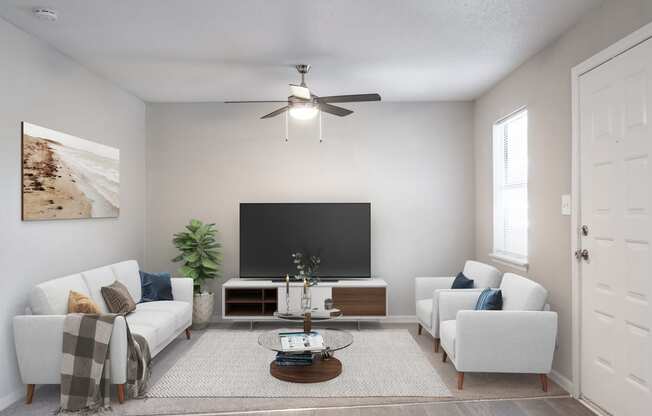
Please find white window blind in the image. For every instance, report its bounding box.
[492,109,528,265]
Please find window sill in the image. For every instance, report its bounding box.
[489,253,529,272]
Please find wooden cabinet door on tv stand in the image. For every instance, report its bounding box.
[332,287,386,316]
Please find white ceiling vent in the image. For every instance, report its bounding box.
[32,8,58,22]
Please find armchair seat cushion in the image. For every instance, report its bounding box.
[416,299,434,329]
[440,319,456,359]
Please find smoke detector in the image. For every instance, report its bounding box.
[32,8,58,22]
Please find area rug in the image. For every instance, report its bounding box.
[147,329,451,398]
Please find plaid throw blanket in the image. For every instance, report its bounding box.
[59,313,151,414]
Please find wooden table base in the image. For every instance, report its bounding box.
[270,357,342,383]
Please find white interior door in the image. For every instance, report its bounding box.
[579,37,652,415]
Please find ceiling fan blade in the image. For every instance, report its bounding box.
[225,100,289,103]
[289,84,312,100]
[315,93,381,103]
[261,106,289,119]
[319,103,353,117]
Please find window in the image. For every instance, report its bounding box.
[491,108,528,269]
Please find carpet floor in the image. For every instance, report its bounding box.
[148,329,450,398]
[0,322,568,416]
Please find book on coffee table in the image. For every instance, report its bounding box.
[279,331,324,352]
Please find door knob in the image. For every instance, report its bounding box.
[575,249,589,261]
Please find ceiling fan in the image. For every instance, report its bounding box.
[225,64,381,120]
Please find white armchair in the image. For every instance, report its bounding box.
[438,273,558,391]
[414,260,501,352]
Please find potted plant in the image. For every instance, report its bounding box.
[172,219,222,329]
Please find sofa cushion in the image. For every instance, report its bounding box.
[440,319,456,358]
[126,308,178,349]
[451,272,474,289]
[139,271,173,302]
[475,288,503,310]
[135,301,191,329]
[101,281,137,314]
[415,299,433,329]
[111,260,141,304]
[82,266,117,314]
[68,290,101,314]
[30,274,89,315]
[500,273,548,311]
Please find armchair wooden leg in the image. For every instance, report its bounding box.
[433,337,440,353]
[25,384,34,404]
[117,384,125,403]
[185,327,191,340]
[417,323,422,335]
[442,350,447,363]
[457,372,464,390]
[539,374,549,392]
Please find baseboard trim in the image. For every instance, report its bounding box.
[549,369,575,397]
[0,387,24,412]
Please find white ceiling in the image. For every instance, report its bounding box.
[0,0,601,102]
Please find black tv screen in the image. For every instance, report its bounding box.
[240,203,371,279]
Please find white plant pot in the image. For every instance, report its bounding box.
[192,292,214,329]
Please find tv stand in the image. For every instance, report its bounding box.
[221,278,388,324]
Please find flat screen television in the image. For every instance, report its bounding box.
[240,203,371,279]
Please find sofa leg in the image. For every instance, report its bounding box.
[185,327,191,340]
[539,374,549,392]
[457,372,464,390]
[25,384,34,404]
[117,384,125,403]
[442,350,447,363]
[433,337,440,353]
[417,323,422,335]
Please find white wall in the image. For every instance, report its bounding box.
[0,18,146,407]
[146,101,475,317]
[473,0,652,383]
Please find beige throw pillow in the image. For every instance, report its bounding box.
[68,290,101,314]
[101,281,136,314]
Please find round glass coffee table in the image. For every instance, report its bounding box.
[258,328,353,383]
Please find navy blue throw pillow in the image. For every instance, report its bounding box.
[475,288,503,310]
[451,272,474,289]
[139,271,174,302]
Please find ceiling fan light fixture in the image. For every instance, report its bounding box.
[289,103,318,120]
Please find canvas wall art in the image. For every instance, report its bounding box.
[22,122,120,220]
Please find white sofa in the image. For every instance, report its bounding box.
[414,260,501,352]
[438,273,557,391]
[13,260,193,403]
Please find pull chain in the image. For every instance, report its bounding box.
[284,111,289,142]
[319,110,323,143]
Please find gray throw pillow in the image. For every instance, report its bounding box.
[101,281,136,314]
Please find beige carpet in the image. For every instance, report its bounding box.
[148,329,451,398]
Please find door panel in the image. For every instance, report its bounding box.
[580,36,652,415]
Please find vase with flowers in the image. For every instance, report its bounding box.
[291,252,320,311]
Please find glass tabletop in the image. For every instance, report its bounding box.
[274,308,343,321]
[258,328,353,353]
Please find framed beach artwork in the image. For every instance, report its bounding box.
[21,122,120,220]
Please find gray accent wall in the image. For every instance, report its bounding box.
[473,0,652,382]
[145,102,475,318]
[0,18,146,407]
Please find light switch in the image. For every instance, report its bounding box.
[561,194,571,216]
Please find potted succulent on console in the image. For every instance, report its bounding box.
[172,219,222,329]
